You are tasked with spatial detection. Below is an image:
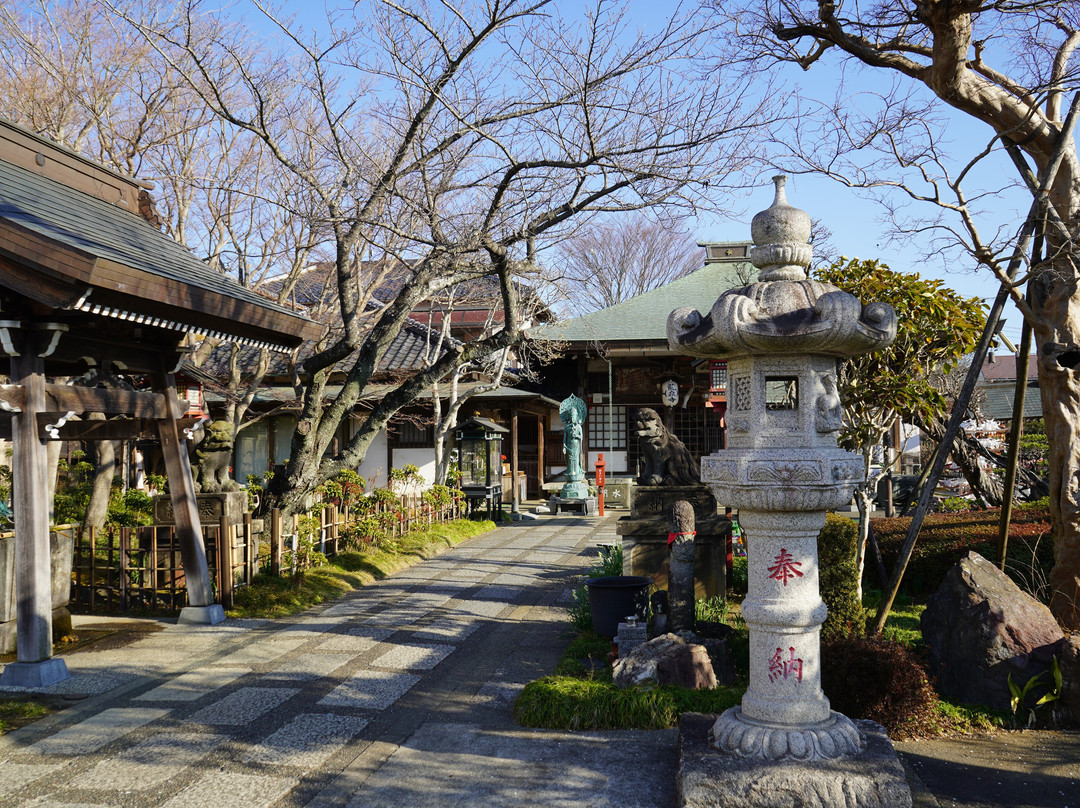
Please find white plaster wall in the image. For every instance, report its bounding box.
[356,429,390,489]
[587,450,627,473]
[391,448,437,490]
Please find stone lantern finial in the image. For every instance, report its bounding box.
[750,175,813,282]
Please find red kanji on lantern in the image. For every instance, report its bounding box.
[767,548,803,586]
[768,647,804,683]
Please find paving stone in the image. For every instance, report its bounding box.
[372,643,454,671]
[265,653,354,679]
[78,732,223,790]
[160,772,297,808]
[492,573,533,586]
[134,667,250,702]
[189,687,299,726]
[317,629,392,653]
[214,635,309,666]
[243,713,368,769]
[34,707,171,756]
[0,762,64,794]
[23,800,108,808]
[318,671,421,710]
[456,600,509,618]
[473,585,522,601]
[409,618,479,644]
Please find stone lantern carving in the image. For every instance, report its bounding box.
[668,177,897,761]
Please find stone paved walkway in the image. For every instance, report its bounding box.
[0,515,678,807]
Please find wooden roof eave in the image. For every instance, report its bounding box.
[0,218,323,350]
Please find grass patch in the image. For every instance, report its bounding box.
[513,676,743,730]
[0,697,51,733]
[227,519,494,619]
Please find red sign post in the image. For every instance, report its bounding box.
[595,453,606,516]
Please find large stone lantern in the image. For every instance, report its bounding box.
[668,177,897,763]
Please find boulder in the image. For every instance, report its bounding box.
[1059,635,1080,724]
[921,551,1064,711]
[613,632,716,690]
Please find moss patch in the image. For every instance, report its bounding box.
[0,697,52,733]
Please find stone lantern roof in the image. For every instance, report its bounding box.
[667,176,896,360]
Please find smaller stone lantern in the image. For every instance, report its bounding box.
[454,416,508,518]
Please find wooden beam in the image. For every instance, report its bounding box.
[43,385,169,418]
[32,415,202,441]
[0,384,24,413]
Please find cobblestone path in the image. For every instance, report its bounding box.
[0,515,677,807]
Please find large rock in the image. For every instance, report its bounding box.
[1059,634,1080,724]
[613,633,717,690]
[921,551,1064,711]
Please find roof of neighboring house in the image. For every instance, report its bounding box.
[262,260,552,322]
[529,246,754,347]
[977,381,1043,421]
[979,354,1039,382]
[0,118,322,351]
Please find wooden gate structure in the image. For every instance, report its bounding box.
[0,119,322,686]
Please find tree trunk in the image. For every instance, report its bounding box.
[1035,288,1080,628]
[914,414,1005,507]
[83,412,117,531]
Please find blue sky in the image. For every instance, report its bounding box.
[242,0,1024,346]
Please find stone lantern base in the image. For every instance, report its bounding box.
[676,713,912,808]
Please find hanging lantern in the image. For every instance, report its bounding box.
[661,379,679,407]
[175,373,205,418]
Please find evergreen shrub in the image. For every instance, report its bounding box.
[818,514,865,639]
[821,634,938,739]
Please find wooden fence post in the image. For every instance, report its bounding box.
[243,512,254,584]
[219,515,233,610]
[270,508,282,577]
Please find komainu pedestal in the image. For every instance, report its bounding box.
[617,486,727,600]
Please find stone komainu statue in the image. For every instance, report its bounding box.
[634,407,700,486]
[192,419,238,493]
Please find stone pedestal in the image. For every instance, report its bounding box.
[548,496,597,515]
[177,604,226,626]
[676,713,911,808]
[617,486,727,599]
[153,491,248,525]
[0,530,73,655]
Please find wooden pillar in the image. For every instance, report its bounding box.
[537,413,545,493]
[511,408,520,513]
[270,507,282,576]
[153,364,223,624]
[1,327,69,686]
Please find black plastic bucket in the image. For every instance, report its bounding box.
[585,575,651,638]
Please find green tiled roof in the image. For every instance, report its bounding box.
[530,254,753,344]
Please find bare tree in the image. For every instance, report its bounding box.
[104,0,773,515]
[552,214,705,315]
[721,0,1080,628]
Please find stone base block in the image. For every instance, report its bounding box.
[0,607,73,655]
[177,604,226,626]
[548,496,597,515]
[0,658,71,688]
[618,517,729,599]
[676,713,911,808]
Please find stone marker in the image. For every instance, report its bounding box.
[668,500,697,635]
[922,550,1064,711]
[668,177,910,807]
